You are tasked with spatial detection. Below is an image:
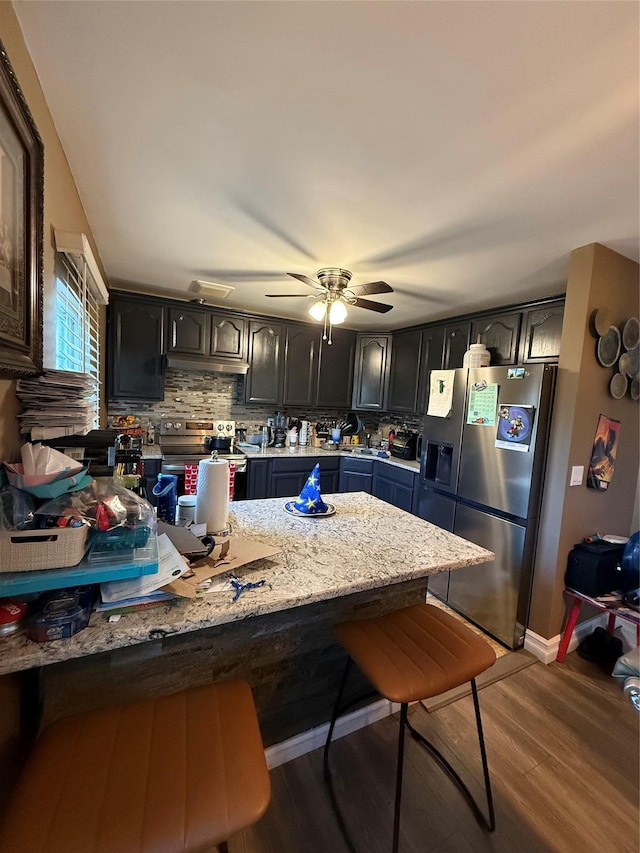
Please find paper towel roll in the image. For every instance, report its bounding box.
[195,458,230,533]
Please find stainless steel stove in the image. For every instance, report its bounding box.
[158,417,247,498]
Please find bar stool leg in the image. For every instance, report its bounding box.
[218,843,229,853]
[392,703,408,853]
[324,657,353,781]
[406,679,494,832]
[471,679,495,832]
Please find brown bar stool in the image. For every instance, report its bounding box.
[324,603,497,852]
[0,679,270,853]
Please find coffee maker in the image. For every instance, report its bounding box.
[273,412,287,448]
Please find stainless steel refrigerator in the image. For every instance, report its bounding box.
[417,364,556,648]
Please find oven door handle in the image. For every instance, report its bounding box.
[160,462,188,474]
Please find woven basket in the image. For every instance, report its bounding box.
[0,526,89,572]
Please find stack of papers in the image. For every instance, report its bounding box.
[15,370,97,440]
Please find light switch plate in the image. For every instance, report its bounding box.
[570,465,584,486]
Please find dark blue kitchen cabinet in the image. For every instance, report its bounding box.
[339,456,374,493]
[269,456,340,498]
[247,459,270,500]
[372,463,415,512]
[107,294,165,401]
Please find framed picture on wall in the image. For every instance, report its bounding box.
[0,38,43,377]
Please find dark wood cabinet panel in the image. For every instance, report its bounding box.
[167,307,209,356]
[519,302,564,363]
[247,459,270,500]
[417,325,447,413]
[316,328,356,408]
[372,464,415,512]
[269,456,340,498]
[388,329,423,414]
[443,322,471,369]
[471,312,521,365]
[107,295,165,401]
[245,321,284,405]
[352,335,391,411]
[283,325,319,407]
[339,456,374,493]
[209,314,246,360]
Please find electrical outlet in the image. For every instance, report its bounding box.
[570,465,584,486]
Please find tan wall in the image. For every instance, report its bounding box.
[0,2,105,460]
[529,244,640,639]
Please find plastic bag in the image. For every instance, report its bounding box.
[0,484,36,530]
[36,478,156,542]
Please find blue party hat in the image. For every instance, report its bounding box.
[293,463,328,514]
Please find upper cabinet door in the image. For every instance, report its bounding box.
[283,324,318,407]
[519,301,565,363]
[316,328,356,408]
[107,295,165,401]
[388,329,423,414]
[417,325,446,414]
[167,307,209,356]
[471,312,521,366]
[245,320,284,405]
[209,314,246,359]
[352,335,391,411]
[443,322,471,368]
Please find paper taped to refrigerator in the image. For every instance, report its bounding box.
[466,382,498,425]
[427,370,455,417]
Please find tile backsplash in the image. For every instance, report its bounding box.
[107,369,416,433]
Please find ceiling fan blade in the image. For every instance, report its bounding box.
[350,297,393,313]
[287,272,321,289]
[266,293,316,298]
[349,280,393,296]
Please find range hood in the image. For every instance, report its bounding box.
[165,354,249,375]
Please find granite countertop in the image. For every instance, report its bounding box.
[0,493,491,676]
[143,443,420,472]
[238,444,421,472]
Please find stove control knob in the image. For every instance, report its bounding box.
[164,421,173,430]
[217,423,224,433]
[226,423,233,432]
[174,422,182,430]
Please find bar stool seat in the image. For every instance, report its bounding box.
[0,679,271,853]
[325,603,497,852]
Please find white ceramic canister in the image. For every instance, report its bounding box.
[463,339,491,368]
[176,495,197,527]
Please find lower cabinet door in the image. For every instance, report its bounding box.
[247,459,270,500]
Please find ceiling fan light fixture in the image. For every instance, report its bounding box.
[309,300,327,321]
[329,299,348,325]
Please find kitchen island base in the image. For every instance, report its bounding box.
[39,577,430,747]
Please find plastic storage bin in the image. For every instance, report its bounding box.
[0,526,89,573]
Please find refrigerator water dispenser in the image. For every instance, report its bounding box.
[425,441,454,486]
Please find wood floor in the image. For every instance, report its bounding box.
[232,652,639,853]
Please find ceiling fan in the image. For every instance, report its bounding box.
[266,268,393,343]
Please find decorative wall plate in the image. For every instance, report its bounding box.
[596,326,621,368]
[591,307,611,337]
[619,343,638,378]
[609,372,627,399]
[622,316,639,350]
[631,374,639,401]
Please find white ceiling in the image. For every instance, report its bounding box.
[15,0,640,331]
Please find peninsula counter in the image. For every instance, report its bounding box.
[0,493,493,744]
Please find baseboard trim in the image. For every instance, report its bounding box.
[524,613,607,664]
[264,697,399,770]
